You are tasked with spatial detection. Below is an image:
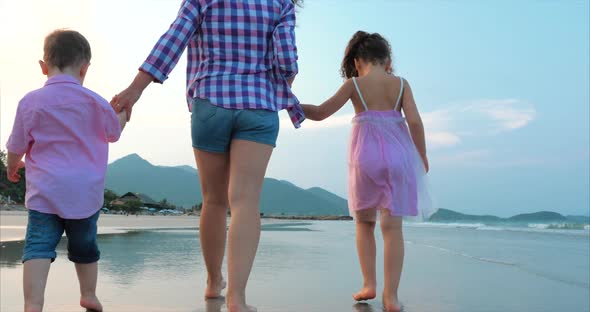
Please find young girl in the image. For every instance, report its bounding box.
[301,31,435,312]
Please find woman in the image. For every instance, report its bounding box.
[111,1,303,311]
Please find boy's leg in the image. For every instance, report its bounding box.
[380,213,404,312]
[23,259,51,312]
[22,210,63,312]
[64,211,102,312]
[194,148,230,299]
[226,139,273,312]
[75,262,101,311]
[353,209,377,301]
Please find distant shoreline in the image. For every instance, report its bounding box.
[0,206,353,221]
[263,215,353,221]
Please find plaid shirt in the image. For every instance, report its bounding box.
[140,0,304,128]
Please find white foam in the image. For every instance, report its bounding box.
[405,221,590,236]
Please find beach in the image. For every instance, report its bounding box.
[1,211,589,312]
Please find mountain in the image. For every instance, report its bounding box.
[508,211,566,222]
[429,208,579,223]
[106,154,202,208]
[174,165,198,174]
[106,154,348,216]
[307,187,349,209]
[429,208,502,222]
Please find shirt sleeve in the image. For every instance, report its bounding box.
[6,100,32,155]
[139,0,202,83]
[272,1,298,80]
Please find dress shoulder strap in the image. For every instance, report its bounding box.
[394,77,404,111]
[352,77,369,111]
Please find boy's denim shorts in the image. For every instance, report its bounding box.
[22,209,100,264]
[191,98,279,153]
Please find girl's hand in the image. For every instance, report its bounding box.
[7,160,25,183]
[421,154,429,173]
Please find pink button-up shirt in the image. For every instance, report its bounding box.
[6,75,121,219]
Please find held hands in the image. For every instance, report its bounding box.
[7,161,25,183]
[110,87,142,122]
[110,71,154,121]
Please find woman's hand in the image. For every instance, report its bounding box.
[111,87,142,122]
[110,71,154,121]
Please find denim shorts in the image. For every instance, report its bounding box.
[22,209,100,264]
[191,98,280,153]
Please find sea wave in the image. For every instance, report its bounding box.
[528,223,590,230]
[408,241,518,266]
[406,222,590,235]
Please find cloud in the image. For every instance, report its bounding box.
[422,98,536,146]
[465,99,537,132]
[427,132,462,148]
[280,99,535,151]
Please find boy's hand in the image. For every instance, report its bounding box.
[111,87,141,122]
[7,160,25,183]
[117,111,128,131]
[111,71,154,122]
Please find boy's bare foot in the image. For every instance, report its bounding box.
[352,286,377,301]
[205,276,227,299]
[382,293,401,312]
[227,303,257,312]
[80,295,103,312]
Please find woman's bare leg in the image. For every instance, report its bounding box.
[194,149,230,299]
[225,139,273,312]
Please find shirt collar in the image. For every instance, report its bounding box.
[44,74,81,87]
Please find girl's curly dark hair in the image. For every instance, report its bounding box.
[341,31,392,79]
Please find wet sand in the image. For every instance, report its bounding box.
[1,212,588,312]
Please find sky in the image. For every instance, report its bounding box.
[1,0,588,217]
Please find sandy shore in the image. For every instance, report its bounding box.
[0,211,199,242]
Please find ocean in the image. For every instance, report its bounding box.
[1,215,589,312]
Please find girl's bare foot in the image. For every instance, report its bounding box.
[227,303,257,312]
[352,286,377,301]
[382,292,401,312]
[80,295,103,312]
[205,276,227,299]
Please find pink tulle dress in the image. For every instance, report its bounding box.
[348,77,436,221]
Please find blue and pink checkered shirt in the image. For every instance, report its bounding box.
[140,0,304,128]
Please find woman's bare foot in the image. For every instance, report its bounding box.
[227,303,257,312]
[80,295,103,312]
[352,286,377,301]
[382,292,401,312]
[24,303,42,312]
[205,276,227,299]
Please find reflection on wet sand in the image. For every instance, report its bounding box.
[0,240,25,267]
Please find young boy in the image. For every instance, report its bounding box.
[5,29,126,312]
